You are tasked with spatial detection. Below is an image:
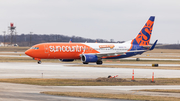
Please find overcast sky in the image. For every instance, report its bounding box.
[0,0,180,44]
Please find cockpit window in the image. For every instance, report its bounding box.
[30,47,39,50]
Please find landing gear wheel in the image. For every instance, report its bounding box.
[96,61,103,65]
[38,61,41,64]
[83,62,89,64]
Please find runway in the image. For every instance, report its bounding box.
[0,62,180,100]
[0,62,180,79]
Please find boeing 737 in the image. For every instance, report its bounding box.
[25,16,157,65]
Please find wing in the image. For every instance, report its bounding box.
[81,50,146,58]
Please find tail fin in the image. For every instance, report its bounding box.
[132,16,155,46]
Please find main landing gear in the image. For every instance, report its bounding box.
[96,60,103,65]
[83,61,103,65]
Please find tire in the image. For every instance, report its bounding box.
[83,62,89,64]
[136,58,140,61]
[96,61,103,65]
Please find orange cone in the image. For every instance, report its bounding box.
[151,72,155,83]
[131,69,135,81]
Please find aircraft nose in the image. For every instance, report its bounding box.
[25,49,33,57]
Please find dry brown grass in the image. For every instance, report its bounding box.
[0,57,33,62]
[0,53,25,55]
[1,78,180,86]
[0,47,29,52]
[40,92,180,101]
[138,89,180,93]
[0,57,61,63]
[146,49,180,53]
[103,59,180,64]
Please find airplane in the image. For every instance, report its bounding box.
[25,16,157,65]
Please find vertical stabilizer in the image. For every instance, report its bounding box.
[132,16,155,46]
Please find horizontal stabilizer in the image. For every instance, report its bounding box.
[149,40,158,50]
[142,45,151,49]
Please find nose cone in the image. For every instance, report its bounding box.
[25,49,33,57]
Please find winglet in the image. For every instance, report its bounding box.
[149,40,158,50]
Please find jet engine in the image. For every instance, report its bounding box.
[81,54,98,62]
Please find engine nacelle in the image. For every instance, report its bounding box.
[59,59,74,62]
[81,54,98,62]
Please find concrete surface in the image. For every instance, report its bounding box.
[0,62,180,79]
[0,82,135,101]
[0,82,180,101]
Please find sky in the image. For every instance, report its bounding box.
[0,0,180,44]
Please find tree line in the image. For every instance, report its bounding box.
[0,34,122,47]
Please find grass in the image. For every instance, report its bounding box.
[0,57,63,63]
[103,59,180,64]
[0,47,29,52]
[146,49,180,53]
[40,92,180,101]
[1,78,180,86]
[137,89,180,93]
[0,57,32,62]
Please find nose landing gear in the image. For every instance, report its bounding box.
[34,58,42,64]
[38,60,41,64]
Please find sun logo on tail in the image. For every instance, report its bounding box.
[133,16,155,46]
